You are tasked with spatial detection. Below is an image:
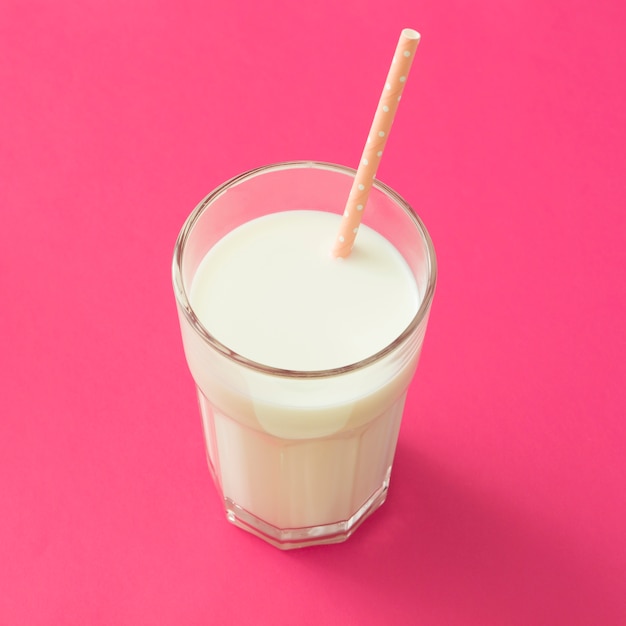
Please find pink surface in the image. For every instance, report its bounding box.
[1,1,625,624]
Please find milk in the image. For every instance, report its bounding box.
[182,210,424,542]
[189,210,419,371]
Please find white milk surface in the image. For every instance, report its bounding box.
[189,210,419,371]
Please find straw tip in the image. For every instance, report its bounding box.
[401,28,421,41]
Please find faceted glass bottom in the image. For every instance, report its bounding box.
[222,468,391,550]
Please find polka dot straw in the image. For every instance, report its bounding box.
[332,28,421,258]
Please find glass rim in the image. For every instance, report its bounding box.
[172,160,437,379]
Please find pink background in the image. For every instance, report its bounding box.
[1,1,625,624]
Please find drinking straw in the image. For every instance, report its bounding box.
[332,28,421,258]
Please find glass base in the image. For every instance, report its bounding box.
[222,470,391,550]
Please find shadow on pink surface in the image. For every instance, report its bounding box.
[289,443,624,625]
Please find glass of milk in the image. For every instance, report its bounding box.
[172,161,437,549]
